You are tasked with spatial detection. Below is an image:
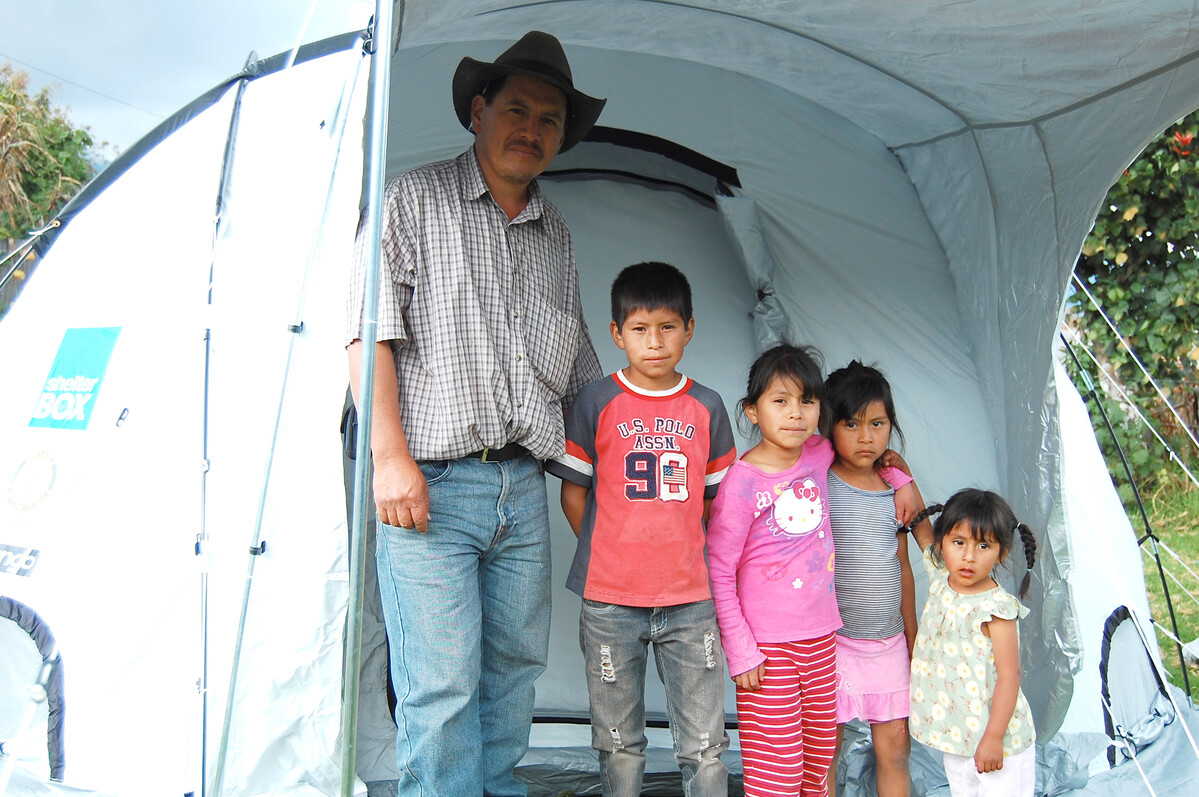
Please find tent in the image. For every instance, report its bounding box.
[2,1,1198,794]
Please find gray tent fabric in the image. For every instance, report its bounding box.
[717,195,794,349]
[0,598,64,782]
[2,3,1199,795]
[1099,607,1176,767]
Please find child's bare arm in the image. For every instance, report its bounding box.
[894,482,919,526]
[902,479,935,551]
[879,449,924,529]
[898,535,917,656]
[976,617,1021,773]
[560,481,588,537]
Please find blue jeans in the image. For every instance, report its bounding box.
[375,455,550,797]
[579,599,730,796]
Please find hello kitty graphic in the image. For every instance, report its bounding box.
[766,477,825,537]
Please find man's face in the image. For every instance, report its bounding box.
[471,75,567,193]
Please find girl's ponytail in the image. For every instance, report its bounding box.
[1016,522,1037,598]
[902,503,943,535]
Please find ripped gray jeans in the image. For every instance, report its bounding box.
[579,598,731,796]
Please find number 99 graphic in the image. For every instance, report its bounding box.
[625,451,689,502]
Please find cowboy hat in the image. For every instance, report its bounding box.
[452,31,606,153]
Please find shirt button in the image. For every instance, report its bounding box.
[516,355,523,362]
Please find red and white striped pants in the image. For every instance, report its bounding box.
[736,633,838,797]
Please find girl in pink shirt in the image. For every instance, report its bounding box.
[708,345,915,797]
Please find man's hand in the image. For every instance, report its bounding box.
[373,453,430,532]
[348,339,428,532]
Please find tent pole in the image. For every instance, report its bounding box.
[0,221,59,317]
[1060,333,1193,702]
[342,3,395,795]
[202,53,256,797]
[0,232,39,290]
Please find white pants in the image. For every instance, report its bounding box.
[942,743,1036,797]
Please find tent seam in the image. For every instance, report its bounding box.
[478,0,971,126]
[895,45,1199,151]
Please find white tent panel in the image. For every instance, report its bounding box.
[0,90,233,794]
[1053,359,1153,737]
[0,46,369,796]
[197,48,368,796]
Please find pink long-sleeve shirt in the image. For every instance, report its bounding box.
[706,435,843,677]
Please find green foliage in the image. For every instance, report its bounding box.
[1066,110,1199,495]
[1,62,97,246]
[1065,113,1199,692]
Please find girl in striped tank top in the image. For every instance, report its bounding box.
[824,361,925,797]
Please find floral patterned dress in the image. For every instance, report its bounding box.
[909,548,1035,757]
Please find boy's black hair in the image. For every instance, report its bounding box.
[737,343,830,437]
[610,261,693,329]
[825,360,905,450]
[905,488,1039,598]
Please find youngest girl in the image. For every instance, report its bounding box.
[906,489,1039,797]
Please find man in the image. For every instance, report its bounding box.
[346,31,606,797]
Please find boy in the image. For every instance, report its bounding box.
[546,261,736,796]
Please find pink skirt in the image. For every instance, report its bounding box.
[835,632,910,724]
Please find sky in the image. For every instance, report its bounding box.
[1,0,372,156]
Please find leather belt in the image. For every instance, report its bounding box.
[463,443,529,463]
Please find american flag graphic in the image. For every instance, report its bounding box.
[662,462,687,485]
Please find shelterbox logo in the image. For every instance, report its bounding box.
[30,327,121,430]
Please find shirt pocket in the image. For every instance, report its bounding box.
[521,291,580,395]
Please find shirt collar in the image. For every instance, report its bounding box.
[459,147,545,224]
[615,369,689,397]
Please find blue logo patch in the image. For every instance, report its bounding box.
[29,327,121,430]
[0,543,40,577]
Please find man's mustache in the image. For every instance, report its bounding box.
[507,138,543,157]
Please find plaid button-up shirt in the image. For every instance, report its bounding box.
[347,148,601,461]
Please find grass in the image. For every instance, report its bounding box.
[1137,473,1199,690]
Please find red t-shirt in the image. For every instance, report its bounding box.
[547,371,736,607]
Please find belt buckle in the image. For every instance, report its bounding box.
[480,446,494,463]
